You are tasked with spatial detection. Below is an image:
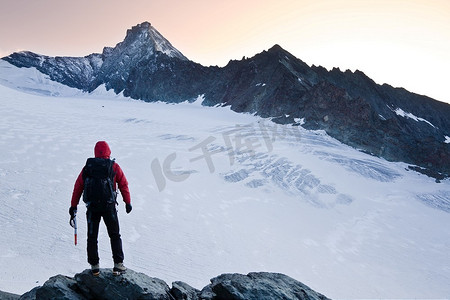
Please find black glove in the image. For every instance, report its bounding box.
[69,206,77,227]
[69,206,77,218]
[126,203,132,214]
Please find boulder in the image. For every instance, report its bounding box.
[201,272,330,300]
[19,275,84,300]
[0,290,20,300]
[170,281,201,300]
[74,268,172,300]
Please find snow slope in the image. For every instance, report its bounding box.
[0,65,449,299]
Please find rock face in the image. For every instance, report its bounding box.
[10,269,330,300]
[2,21,450,179]
[0,290,20,300]
[3,51,103,90]
[200,273,329,300]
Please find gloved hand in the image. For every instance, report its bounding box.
[126,203,132,214]
[69,206,77,218]
[69,206,77,227]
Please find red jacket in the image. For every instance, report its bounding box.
[71,141,131,207]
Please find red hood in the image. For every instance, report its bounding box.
[94,141,111,159]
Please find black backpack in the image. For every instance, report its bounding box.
[82,158,117,211]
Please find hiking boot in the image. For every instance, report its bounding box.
[113,262,127,275]
[91,264,100,276]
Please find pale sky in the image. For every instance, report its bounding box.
[1,0,449,104]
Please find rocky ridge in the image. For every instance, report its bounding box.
[2,21,449,179]
[1,269,330,300]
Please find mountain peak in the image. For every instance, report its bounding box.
[268,44,284,52]
[126,21,152,37]
[121,21,188,61]
[267,44,293,56]
[265,44,305,64]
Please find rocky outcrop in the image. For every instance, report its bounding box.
[8,269,330,300]
[3,21,449,179]
[0,290,20,300]
[3,51,103,90]
[200,273,329,300]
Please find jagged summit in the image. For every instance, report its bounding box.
[118,22,188,61]
[90,21,192,94]
[267,43,286,53]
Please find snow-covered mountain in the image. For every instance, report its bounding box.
[2,22,188,92]
[0,63,449,299]
[3,22,449,181]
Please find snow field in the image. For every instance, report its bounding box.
[0,77,449,298]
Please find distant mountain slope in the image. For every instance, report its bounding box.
[2,21,449,178]
[4,51,103,90]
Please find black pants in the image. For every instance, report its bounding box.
[86,205,124,265]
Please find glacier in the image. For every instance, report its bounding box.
[0,63,449,299]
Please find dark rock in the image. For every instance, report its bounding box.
[19,275,85,300]
[170,281,200,300]
[74,268,173,300]
[3,51,103,91]
[198,284,215,300]
[8,269,331,300]
[310,65,450,178]
[0,290,20,300]
[202,272,330,300]
[408,165,446,181]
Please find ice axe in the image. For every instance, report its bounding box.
[70,213,77,246]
